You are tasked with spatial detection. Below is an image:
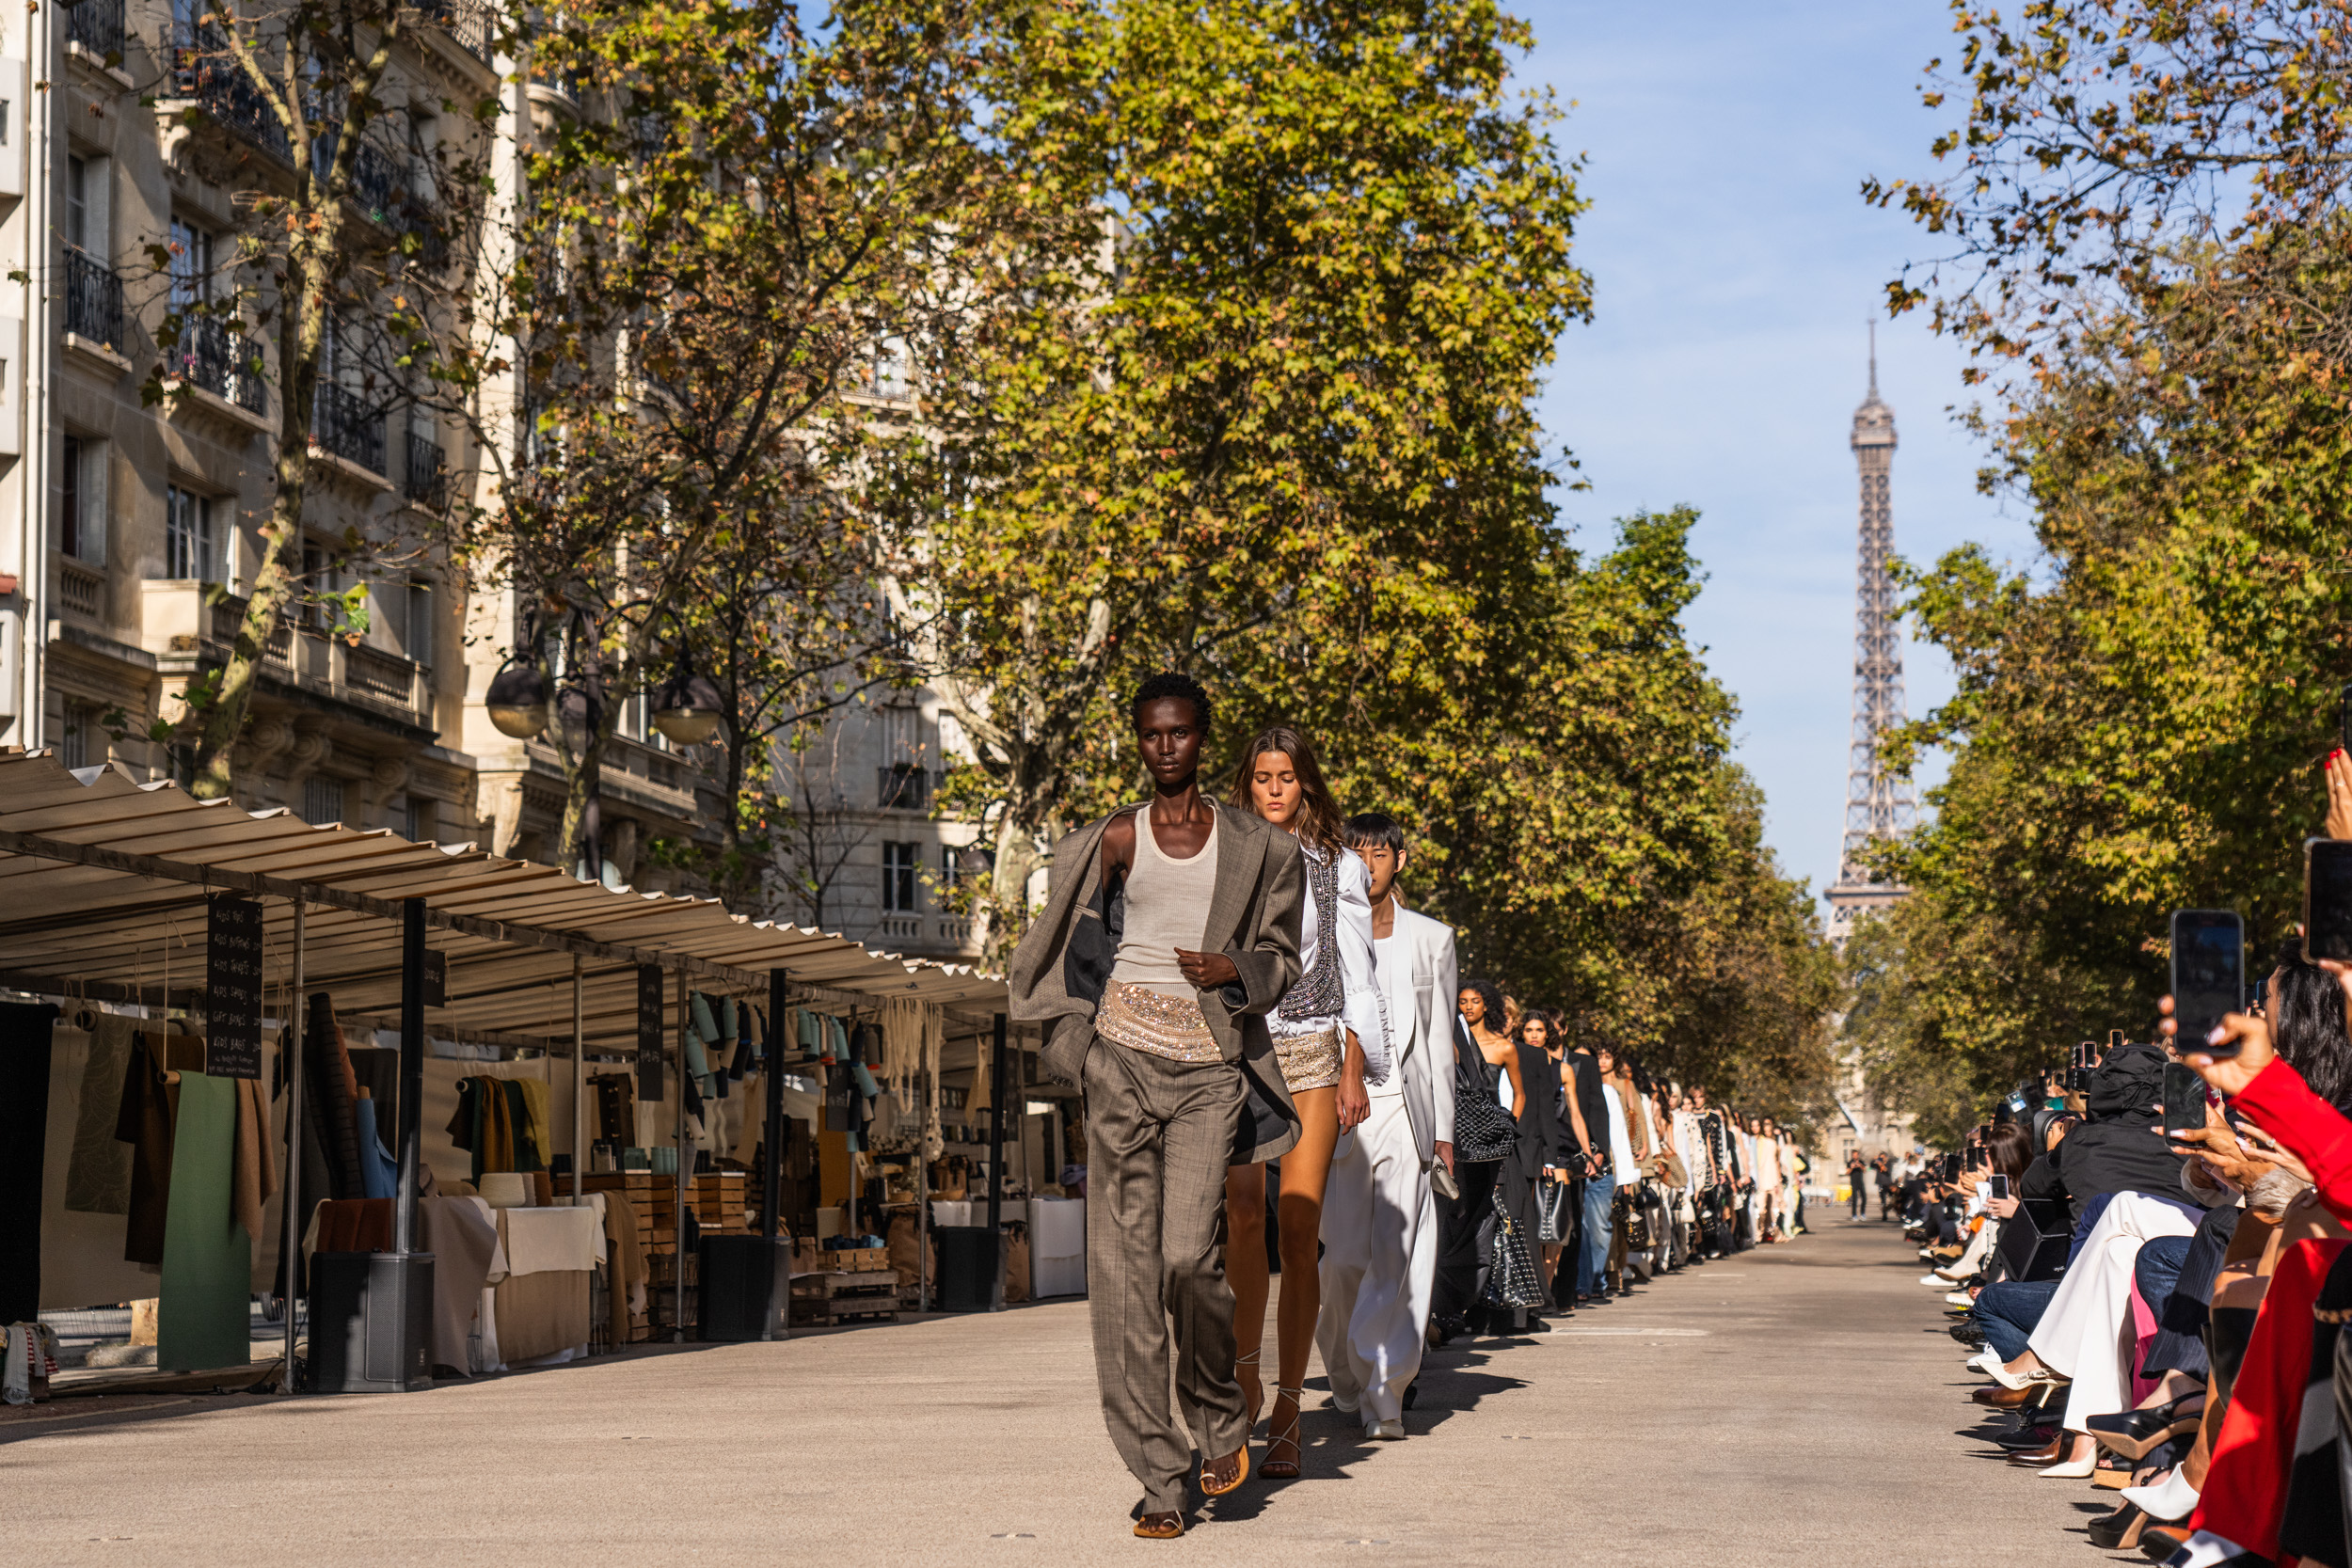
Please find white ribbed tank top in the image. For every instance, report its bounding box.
[1108,805,1219,996]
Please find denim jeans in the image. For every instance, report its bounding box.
[1973,1278,2061,1364]
[1576,1175,1615,1296]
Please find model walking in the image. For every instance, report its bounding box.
[1007,673,1303,1540]
[1222,726,1385,1480]
[1314,812,1455,1438]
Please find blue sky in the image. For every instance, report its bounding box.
[1510,0,2043,914]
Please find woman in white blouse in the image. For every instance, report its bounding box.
[1223,725,1386,1480]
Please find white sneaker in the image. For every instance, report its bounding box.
[1945,1291,1976,1308]
[1365,1417,1405,1440]
[1919,1275,1947,1286]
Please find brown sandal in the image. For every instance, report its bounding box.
[1261,1386,1302,1479]
[1135,1512,1184,1539]
[1200,1439,1251,1498]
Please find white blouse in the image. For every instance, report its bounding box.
[1270,844,1391,1085]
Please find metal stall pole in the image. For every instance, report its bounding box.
[762,970,787,1243]
[986,1011,1008,1311]
[571,957,584,1204]
[916,1062,930,1314]
[675,976,690,1343]
[279,896,305,1393]
[393,897,426,1255]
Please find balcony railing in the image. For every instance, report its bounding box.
[64,0,125,60]
[311,384,384,475]
[878,764,932,812]
[168,24,292,162]
[405,431,447,507]
[64,248,124,353]
[167,316,267,414]
[421,0,494,61]
[313,132,404,226]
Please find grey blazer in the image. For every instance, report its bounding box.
[1385,906,1459,1164]
[1007,801,1305,1165]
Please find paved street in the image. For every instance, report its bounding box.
[5,1220,2089,1566]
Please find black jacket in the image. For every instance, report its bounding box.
[2021,1045,2188,1222]
[1564,1050,1609,1168]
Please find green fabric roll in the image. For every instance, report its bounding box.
[159,1071,251,1374]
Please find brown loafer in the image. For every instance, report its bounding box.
[1200,1443,1250,1498]
[2007,1435,2065,1465]
[2138,1524,2189,1561]
[1135,1513,1184,1540]
[1971,1384,2040,1408]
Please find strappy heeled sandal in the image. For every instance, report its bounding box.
[1263,1386,1303,1479]
[1236,1348,1263,1431]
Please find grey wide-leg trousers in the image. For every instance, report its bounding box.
[1082,1036,1248,1513]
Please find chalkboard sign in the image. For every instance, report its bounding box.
[205,894,264,1079]
[637,965,665,1102]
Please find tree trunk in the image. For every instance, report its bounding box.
[188,228,329,800]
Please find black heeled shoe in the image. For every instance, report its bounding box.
[2086,1501,2148,1551]
[2088,1393,2207,1461]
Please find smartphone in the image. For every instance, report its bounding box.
[2108,1029,2124,1055]
[2308,839,2352,964]
[1987,1174,2010,1201]
[2171,910,2247,1057]
[2163,1060,2206,1140]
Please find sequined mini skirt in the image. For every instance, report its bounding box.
[1097,979,1222,1063]
[1272,1025,1343,1093]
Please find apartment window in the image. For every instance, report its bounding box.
[165,485,215,580]
[301,776,345,826]
[403,796,432,843]
[167,216,212,309]
[59,701,98,770]
[66,156,87,249]
[59,436,105,562]
[882,842,919,913]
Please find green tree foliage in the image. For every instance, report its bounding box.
[1856,0,2352,1123]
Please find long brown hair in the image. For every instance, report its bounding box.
[1227,724,1345,855]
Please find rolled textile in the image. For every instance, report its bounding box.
[353,1094,400,1201]
[157,1072,249,1373]
[63,1013,135,1214]
[230,1074,278,1265]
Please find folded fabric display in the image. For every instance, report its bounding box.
[64,1013,137,1215]
[2,1322,58,1404]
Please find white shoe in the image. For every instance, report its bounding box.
[1919,1275,1946,1287]
[1945,1291,1976,1308]
[2037,1451,2095,1479]
[1365,1418,1405,1441]
[2121,1465,2201,1523]
[1967,1350,2003,1376]
[1988,1359,2066,1391]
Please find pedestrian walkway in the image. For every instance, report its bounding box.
[6,1220,2088,1565]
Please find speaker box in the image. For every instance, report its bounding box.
[933,1225,998,1313]
[309,1251,435,1392]
[698,1234,792,1341]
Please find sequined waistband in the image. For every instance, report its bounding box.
[1097,979,1223,1063]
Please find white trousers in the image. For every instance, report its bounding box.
[1315,1091,1435,1426]
[2026,1192,2200,1433]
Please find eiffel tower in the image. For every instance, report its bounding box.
[1826,328,1915,943]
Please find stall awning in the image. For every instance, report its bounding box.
[0,750,1006,1053]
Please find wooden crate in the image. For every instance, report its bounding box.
[788,1270,898,1327]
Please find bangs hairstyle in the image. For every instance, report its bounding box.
[1227,724,1345,855]
[1346,811,1406,856]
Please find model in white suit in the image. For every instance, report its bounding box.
[1317,815,1457,1438]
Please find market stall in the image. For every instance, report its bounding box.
[0,750,1014,1398]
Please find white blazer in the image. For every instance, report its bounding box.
[1378,905,1458,1165]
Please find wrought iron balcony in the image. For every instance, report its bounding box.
[168,23,293,162]
[313,132,405,226]
[64,0,125,60]
[63,248,124,353]
[420,0,493,61]
[311,384,384,475]
[167,316,267,414]
[405,431,447,507]
[878,764,932,812]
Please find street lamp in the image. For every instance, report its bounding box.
[651,655,723,746]
[485,658,549,739]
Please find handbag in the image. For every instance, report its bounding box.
[1483,1191,1545,1308]
[1452,1054,1518,1164]
[1536,1176,1572,1244]
[1623,1183,1653,1250]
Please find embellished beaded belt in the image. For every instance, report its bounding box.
[1097,979,1222,1063]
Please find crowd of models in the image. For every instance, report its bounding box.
[1912,750,2352,1568]
[1007,672,1812,1538]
